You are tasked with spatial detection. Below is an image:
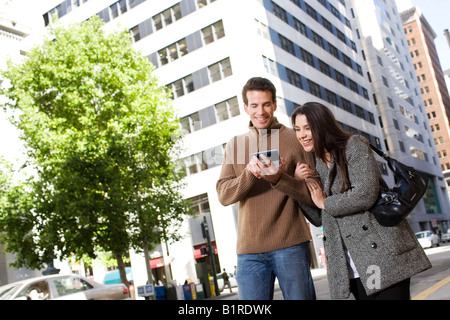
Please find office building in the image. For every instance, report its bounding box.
[350,0,450,233]
[401,6,450,207]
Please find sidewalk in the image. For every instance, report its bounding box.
[207,268,327,300]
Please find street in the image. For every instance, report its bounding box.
[214,242,450,300]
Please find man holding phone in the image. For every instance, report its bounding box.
[216,77,317,300]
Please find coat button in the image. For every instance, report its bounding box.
[323,236,327,241]
[371,242,378,249]
[363,225,369,231]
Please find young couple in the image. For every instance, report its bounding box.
[216,77,430,300]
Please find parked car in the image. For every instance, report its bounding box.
[441,231,450,243]
[0,274,130,300]
[216,272,237,292]
[415,230,440,248]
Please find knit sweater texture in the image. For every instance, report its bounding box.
[216,118,315,254]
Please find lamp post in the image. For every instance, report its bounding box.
[201,216,220,297]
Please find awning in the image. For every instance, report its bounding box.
[104,267,133,284]
[150,257,165,269]
[194,242,218,259]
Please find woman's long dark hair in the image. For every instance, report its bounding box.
[291,102,353,192]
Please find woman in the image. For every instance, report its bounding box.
[291,102,431,300]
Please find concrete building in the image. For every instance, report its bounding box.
[400,6,450,231]
[350,0,450,233]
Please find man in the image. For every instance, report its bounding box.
[221,268,233,293]
[216,77,316,300]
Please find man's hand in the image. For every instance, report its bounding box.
[247,155,286,183]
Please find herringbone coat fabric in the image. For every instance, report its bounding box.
[300,135,431,299]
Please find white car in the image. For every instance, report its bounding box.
[415,230,440,248]
[441,232,450,243]
[0,274,130,300]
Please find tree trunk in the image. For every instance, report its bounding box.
[143,239,155,285]
[115,252,130,287]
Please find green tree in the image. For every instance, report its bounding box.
[0,16,191,285]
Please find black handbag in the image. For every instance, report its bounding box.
[369,145,428,227]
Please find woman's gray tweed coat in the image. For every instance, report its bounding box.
[300,135,431,299]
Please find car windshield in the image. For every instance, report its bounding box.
[416,233,425,239]
[0,283,21,300]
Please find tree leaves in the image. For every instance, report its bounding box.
[0,15,191,275]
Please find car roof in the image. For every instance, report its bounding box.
[0,274,83,288]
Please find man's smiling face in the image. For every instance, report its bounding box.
[243,90,277,130]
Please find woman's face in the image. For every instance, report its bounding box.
[294,114,315,153]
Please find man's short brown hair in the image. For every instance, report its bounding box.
[242,77,277,105]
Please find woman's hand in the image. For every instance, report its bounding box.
[295,163,316,180]
[305,178,326,210]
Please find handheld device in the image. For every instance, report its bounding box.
[251,149,280,166]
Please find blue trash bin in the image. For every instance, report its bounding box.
[183,284,192,300]
[155,286,166,300]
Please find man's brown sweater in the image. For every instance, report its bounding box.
[216,118,315,254]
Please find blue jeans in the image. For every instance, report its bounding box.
[236,242,316,300]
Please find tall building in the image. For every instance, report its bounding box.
[401,6,450,206]
[7,0,449,291]
[350,0,450,233]
[0,8,45,285]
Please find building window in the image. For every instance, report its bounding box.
[349,79,358,93]
[328,43,339,59]
[300,48,314,67]
[341,98,352,113]
[279,34,295,55]
[256,19,270,39]
[355,105,365,119]
[197,0,216,8]
[326,90,338,106]
[153,3,181,31]
[262,56,278,76]
[181,144,224,177]
[319,60,331,77]
[308,80,321,98]
[216,97,240,122]
[342,54,352,68]
[181,96,239,135]
[208,58,232,83]
[335,70,346,86]
[272,1,288,23]
[167,75,194,99]
[130,25,141,42]
[202,20,225,45]
[312,31,324,49]
[286,68,302,89]
[305,3,318,21]
[322,17,332,33]
[158,39,188,65]
[294,18,307,36]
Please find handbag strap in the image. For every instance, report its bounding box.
[370,144,387,160]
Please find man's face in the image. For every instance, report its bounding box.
[244,90,277,130]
